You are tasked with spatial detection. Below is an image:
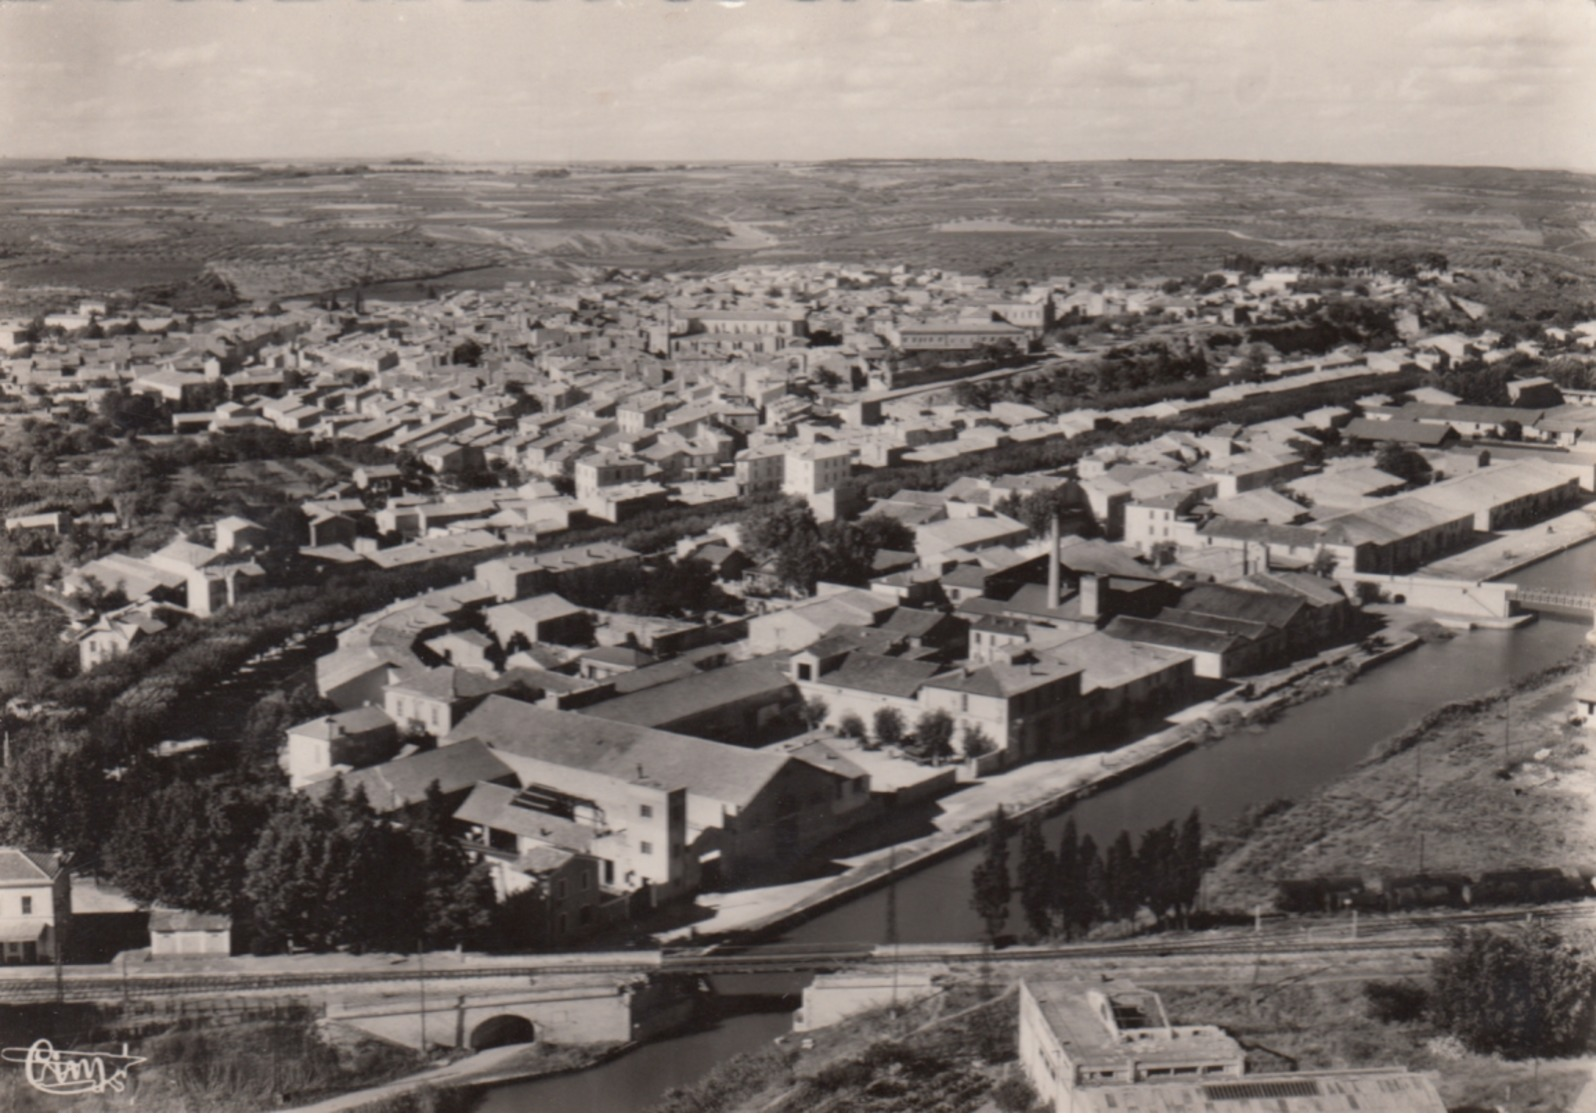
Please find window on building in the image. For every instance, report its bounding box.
[639,803,653,819]
[580,870,590,891]
[20,897,31,915]
[641,841,653,855]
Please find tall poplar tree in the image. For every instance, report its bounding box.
[970,806,1013,944]
[1017,815,1054,940]
[1054,817,1080,940]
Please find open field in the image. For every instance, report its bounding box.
[1,158,1593,312]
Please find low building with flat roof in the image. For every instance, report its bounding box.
[1019,978,1444,1113]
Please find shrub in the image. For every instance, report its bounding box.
[873,707,905,746]
[838,713,866,740]
[1363,979,1430,1024]
[992,1072,1040,1112]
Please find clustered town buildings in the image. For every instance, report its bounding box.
[3,259,1596,957]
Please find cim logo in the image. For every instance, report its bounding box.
[2,1039,146,1096]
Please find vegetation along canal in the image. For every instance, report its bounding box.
[476,538,1596,1111]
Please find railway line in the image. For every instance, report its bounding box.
[1,902,1585,1005]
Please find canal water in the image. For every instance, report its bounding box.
[475,538,1594,1111]
[474,1008,793,1113]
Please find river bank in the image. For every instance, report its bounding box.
[1203,647,1596,912]
[670,633,1420,942]
[293,1035,626,1113]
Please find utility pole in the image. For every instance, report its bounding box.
[417,943,427,1053]
[1504,691,1511,771]
[885,843,899,1021]
[1416,738,1425,875]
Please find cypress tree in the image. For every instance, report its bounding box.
[1017,815,1055,940]
[1137,821,1180,929]
[1078,834,1105,935]
[1106,830,1140,924]
[1177,808,1204,927]
[970,806,1013,944]
[1054,817,1080,941]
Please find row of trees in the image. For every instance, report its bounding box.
[996,341,1213,415]
[830,706,996,763]
[970,808,1205,942]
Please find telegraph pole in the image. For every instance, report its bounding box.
[1416,737,1425,875]
[885,843,899,1021]
[417,943,427,1053]
[1503,692,1511,770]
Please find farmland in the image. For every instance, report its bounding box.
[1,158,1593,315]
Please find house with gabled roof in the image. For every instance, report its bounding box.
[445,697,870,894]
[76,603,170,671]
[0,849,71,965]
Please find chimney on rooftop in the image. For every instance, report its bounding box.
[1047,514,1062,611]
[1080,573,1102,623]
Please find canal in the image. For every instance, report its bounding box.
[476,538,1594,1111]
[784,540,1596,946]
[474,1008,794,1113]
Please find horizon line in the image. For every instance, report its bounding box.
[3,154,1595,177]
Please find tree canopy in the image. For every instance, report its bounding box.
[1431,925,1596,1059]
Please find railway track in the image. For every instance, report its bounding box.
[1,903,1585,1003]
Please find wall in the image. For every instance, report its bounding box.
[794,972,939,1032]
[1336,573,1516,618]
[1017,983,1067,1112]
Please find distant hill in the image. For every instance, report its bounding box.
[0,159,1590,309]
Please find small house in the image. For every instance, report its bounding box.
[149,910,232,957]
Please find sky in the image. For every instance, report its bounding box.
[2,0,1594,172]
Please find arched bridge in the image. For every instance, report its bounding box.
[324,978,697,1052]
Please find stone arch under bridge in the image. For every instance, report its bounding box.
[468,1013,535,1050]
